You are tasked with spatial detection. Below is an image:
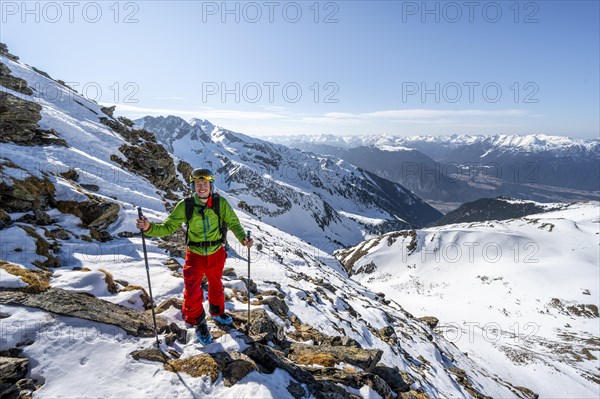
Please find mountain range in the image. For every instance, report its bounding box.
[134,115,442,248]
[1,43,598,398]
[271,134,600,213]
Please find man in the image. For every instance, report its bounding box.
[136,168,253,344]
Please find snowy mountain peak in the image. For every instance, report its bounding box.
[136,115,443,248]
[0,44,593,399]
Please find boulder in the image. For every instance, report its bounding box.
[372,364,411,393]
[0,62,32,95]
[0,174,55,213]
[289,343,382,372]
[308,368,395,399]
[0,357,28,383]
[130,348,169,364]
[0,92,67,146]
[0,288,162,337]
[245,309,285,344]
[260,296,289,318]
[418,316,439,329]
[243,343,361,399]
[209,351,258,387]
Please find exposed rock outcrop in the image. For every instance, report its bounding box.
[0,92,67,147]
[0,288,163,337]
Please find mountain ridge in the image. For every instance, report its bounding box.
[0,45,537,399]
[135,115,443,248]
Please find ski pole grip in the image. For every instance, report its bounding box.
[247,230,251,240]
[137,207,143,218]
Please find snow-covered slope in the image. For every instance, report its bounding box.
[0,47,541,398]
[337,201,600,398]
[136,116,442,248]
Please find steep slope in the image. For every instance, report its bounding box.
[136,116,442,248]
[0,45,538,398]
[337,202,600,398]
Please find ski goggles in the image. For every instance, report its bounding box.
[190,168,215,182]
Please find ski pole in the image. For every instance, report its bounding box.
[246,230,251,333]
[138,207,161,348]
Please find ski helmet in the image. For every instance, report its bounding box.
[190,168,215,192]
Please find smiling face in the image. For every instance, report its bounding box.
[194,179,211,200]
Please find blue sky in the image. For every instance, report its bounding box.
[1,0,598,138]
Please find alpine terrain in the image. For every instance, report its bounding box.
[0,44,548,398]
[272,134,600,213]
[337,200,600,398]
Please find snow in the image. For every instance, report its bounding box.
[0,269,28,289]
[269,133,600,161]
[348,202,600,398]
[2,52,596,398]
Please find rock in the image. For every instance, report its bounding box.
[18,225,60,268]
[326,335,362,348]
[101,106,116,117]
[0,383,19,399]
[0,62,32,95]
[109,135,185,193]
[0,174,55,213]
[245,309,285,345]
[372,364,411,393]
[379,325,396,338]
[90,228,112,242]
[59,169,79,181]
[165,322,187,344]
[209,351,257,387]
[45,228,69,240]
[243,343,361,399]
[80,184,100,192]
[222,267,236,277]
[118,116,134,127]
[0,209,12,229]
[309,368,395,399]
[0,357,28,383]
[16,378,37,391]
[289,343,383,372]
[260,296,289,318]
[79,202,120,230]
[287,323,330,346]
[287,381,306,399]
[130,348,169,364]
[240,276,258,294]
[164,333,177,346]
[55,199,119,239]
[0,288,163,337]
[418,316,439,329]
[0,43,19,60]
[155,298,182,314]
[400,390,433,399]
[0,92,67,147]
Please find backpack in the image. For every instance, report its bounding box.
[184,193,228,248]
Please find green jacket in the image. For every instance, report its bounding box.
[145,194,247,255]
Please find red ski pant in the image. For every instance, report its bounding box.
[181,247,227,325]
